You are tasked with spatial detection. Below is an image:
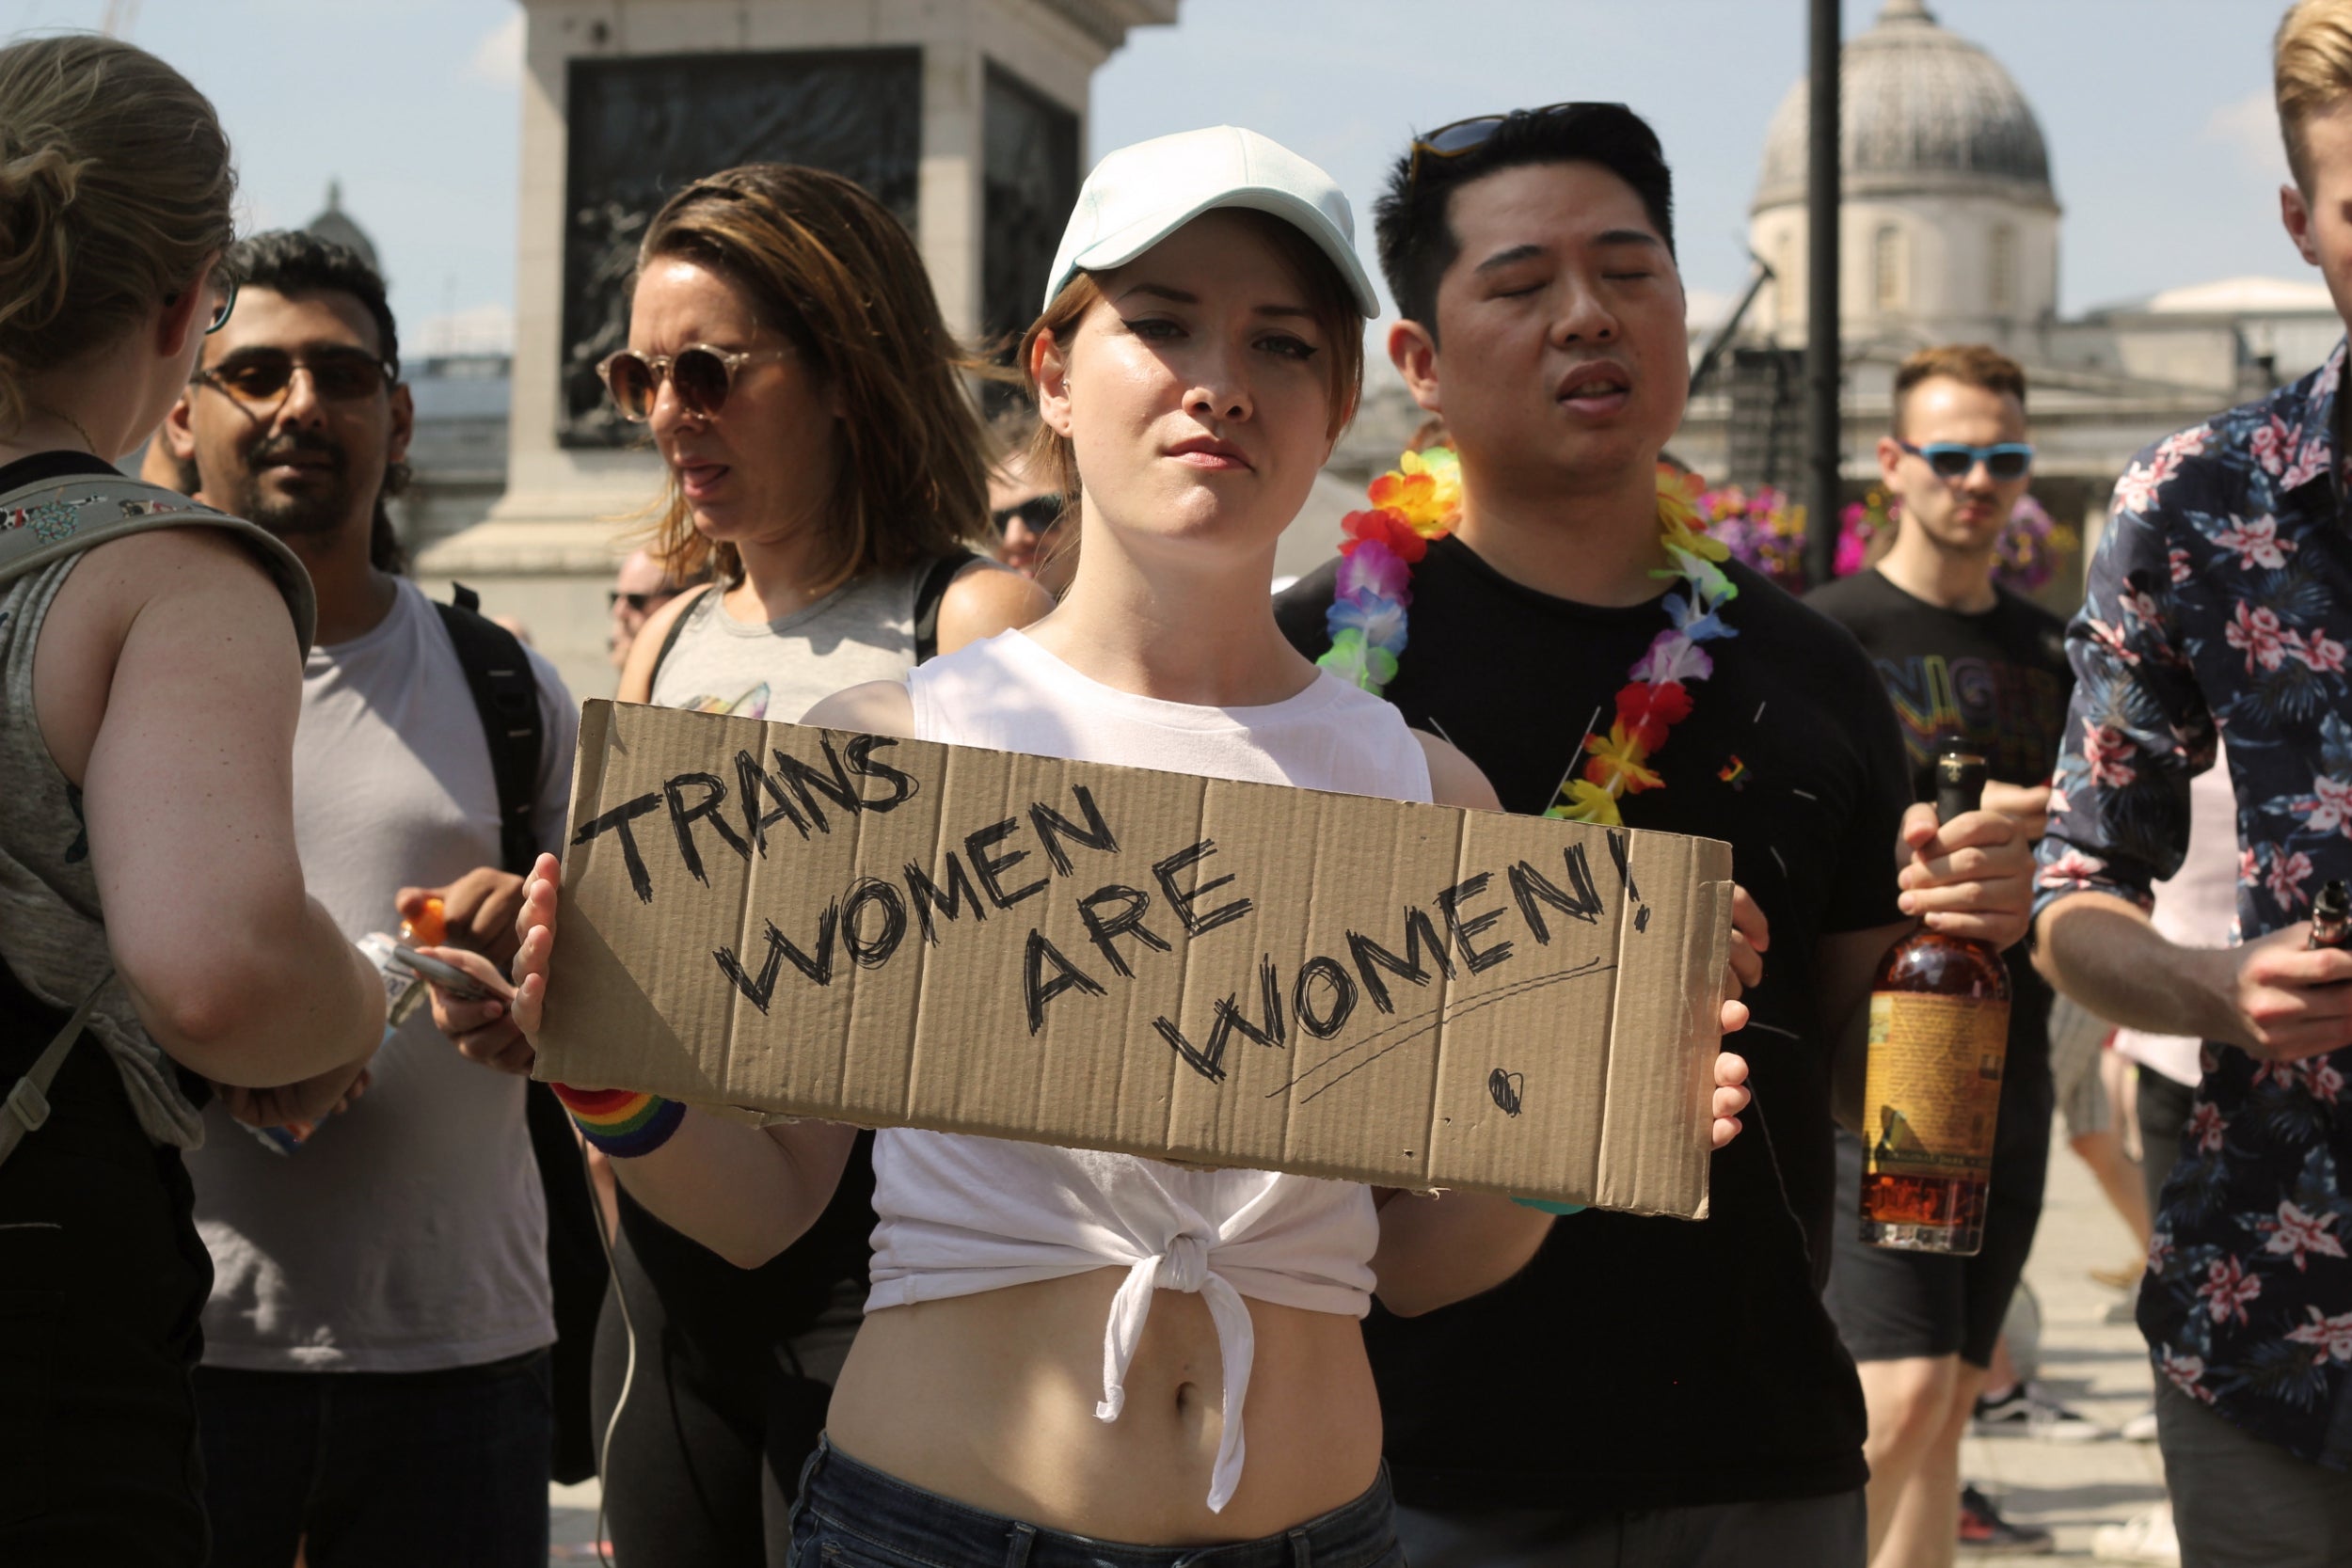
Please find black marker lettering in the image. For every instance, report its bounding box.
[572,792,662,903]
[1028,785,1119,875]
[1292,956,1359,1038]
[1437,872,1514,974]
[1023,930,1105,1033]
[713,906,840,1009]
[1076,883,1171,978]
[903,853,986,944]
[1605,829,1642,900]
[735,750,811,850]
[773,737,862,832]
[844,735,916,812]
[1152,958,1288,1084]
[1507,847,1604,944]
[662,771,750,885]
[1230,955,1287,1048]
[1151,839,1253,938]
[1346,907,1455,1013]
[841,878,908,969]
[967,817,1048,910]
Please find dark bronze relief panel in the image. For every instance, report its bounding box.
[980,61,1079,367]
[560,48,921,448]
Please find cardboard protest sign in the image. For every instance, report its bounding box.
[538,700,1735,1218]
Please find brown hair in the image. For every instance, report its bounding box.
[0,35,235,432]
[638,165,993,591]
[2278,0,2352,192]
[1018,208,1366,528]
[1892,343,2027,435]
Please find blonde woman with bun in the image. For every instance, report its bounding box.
[0,34,385,1561]
[437,128,1756,1566]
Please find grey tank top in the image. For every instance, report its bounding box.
[648,562,940,722]
[1,465,313,1148]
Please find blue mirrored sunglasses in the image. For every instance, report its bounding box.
[1896,439,2033,482]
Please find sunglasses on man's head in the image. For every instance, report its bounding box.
[598,343,784,422]
[609,589,681,613]
[194,346,395,408]
[993,496,1064,535]
[1407,102,1654,188]
[1896,439,2035,483]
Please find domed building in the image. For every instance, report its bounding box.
[1751,0,2060,354]
[1657,0,2344,602]
[306,180,382,277]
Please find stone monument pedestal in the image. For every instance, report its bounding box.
[419,0,1176,698]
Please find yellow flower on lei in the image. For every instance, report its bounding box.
[1547,779,1624,826]
[1366,446,1464,538]
[1583,723,1664,796]
[1654,463,1726,565]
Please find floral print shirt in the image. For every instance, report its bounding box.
[2035,341,2352,1466]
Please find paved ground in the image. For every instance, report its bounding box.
[545,1117,2178,1566]
[1962,1121,2174,1562]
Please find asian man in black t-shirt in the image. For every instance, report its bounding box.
[1804,345,2074,1561]
[1273,106,2039,1568]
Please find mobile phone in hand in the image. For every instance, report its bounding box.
[392,944,495,1003]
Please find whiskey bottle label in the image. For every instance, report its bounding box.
[1862,992,2010,1182]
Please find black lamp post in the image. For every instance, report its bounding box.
[1804,0,1843,586]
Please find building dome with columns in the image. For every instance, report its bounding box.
[1751,0,2060,352]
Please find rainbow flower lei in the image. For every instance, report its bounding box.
[1317,447,1740,828]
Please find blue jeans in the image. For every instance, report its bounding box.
[787,1439,1406,1568]
[194,1349,552,1568]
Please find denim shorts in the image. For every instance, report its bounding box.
[786,1438,1406,1568]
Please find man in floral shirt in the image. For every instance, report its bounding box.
[2032,7,2352,1557]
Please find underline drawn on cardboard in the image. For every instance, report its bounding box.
[1271,956,1616,1106]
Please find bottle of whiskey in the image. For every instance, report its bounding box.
[1860,744,2012,1255]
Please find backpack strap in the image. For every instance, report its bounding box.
[646,580,715,690]
[433,587,543,878]
[0,474,317,654]
[0,968,110,1173]
[913,550,978,666]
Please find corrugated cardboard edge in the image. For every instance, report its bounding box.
[539,703,1734,1217]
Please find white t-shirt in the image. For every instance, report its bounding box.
[186,578,578,1372]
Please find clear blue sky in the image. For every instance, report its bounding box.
[8,0,2308,338]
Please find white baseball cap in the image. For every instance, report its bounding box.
[1041,126,1379,318]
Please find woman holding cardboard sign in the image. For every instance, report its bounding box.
[443,129,1755,1564]
[500,165,1053,1566]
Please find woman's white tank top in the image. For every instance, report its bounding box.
[870,629,1434,1513]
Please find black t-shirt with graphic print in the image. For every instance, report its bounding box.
[1276,537,1911,1513]
[1803,566,2072,1124]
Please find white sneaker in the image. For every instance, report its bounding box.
[2092,1501,2179,1563]
[2120,1403,2160,1442]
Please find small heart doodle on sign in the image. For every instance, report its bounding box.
[1487,1069,1524,1117]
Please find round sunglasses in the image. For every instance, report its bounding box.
[1895,439,2035,483]
[597,343,786,422]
